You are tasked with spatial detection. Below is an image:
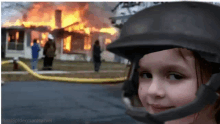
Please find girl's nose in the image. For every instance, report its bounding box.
[147,79,165,98]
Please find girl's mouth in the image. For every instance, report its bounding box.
[149,104,174,113]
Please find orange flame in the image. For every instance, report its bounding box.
[8,36,10,42]
[40,32,48,47]
[2,3,118,51]
[84,36,91,50]
[100,28,117,35]
[105,38,112,45]
[16,32,19,40]
[42,33,47,39]
[64,36,71,51]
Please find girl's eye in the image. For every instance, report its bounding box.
[169,74,183,80]
[140,72,152,79]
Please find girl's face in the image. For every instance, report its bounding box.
[138,48,198,124]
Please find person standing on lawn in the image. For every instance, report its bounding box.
[31,39,40,71]
[43,34,56,70]
[92,40,102,72]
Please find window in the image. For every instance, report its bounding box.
[84,36,91,50]
[8,29,24,50]
[30,31,48,47]
[63,35,71,52]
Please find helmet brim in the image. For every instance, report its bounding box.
[107,33,220,64]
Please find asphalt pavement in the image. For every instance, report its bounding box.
[2,81,143,124]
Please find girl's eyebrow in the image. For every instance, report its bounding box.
[137,64,189,73]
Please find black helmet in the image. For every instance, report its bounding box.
[107,2,220,124]
[107,2,220,64]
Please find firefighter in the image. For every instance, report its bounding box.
[107,2,220,124]
[43,34,56,70]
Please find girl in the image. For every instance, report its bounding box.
[107,2,220,124]
[138,48,219,124]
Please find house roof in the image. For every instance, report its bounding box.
[2,26,51,32]
[51,28,88,39]
[2,21,99,38]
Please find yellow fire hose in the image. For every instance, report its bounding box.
[1,60,127,84]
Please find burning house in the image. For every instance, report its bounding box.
[1,2,118,62]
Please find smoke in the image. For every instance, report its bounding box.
[83,3,115,28]
[84,2,118,28]
[1,2,32,24]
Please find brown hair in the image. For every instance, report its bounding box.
[192,50,220,123]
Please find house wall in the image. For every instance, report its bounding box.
[55,33,87,61]
[54,37,62,60]
[89,32,116,62]
[98,34,115,62]
[3,29,116,62]
[53,32,116,62]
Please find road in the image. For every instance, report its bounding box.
[2,81,142,124]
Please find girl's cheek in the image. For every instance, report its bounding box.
[138,83,149,97]
[138,85,146,104]
[138,86,143,98]
[168,88,196,107]
[138,87,142,98]
[139,87,142,91]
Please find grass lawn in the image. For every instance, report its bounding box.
[1,58,130,82]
